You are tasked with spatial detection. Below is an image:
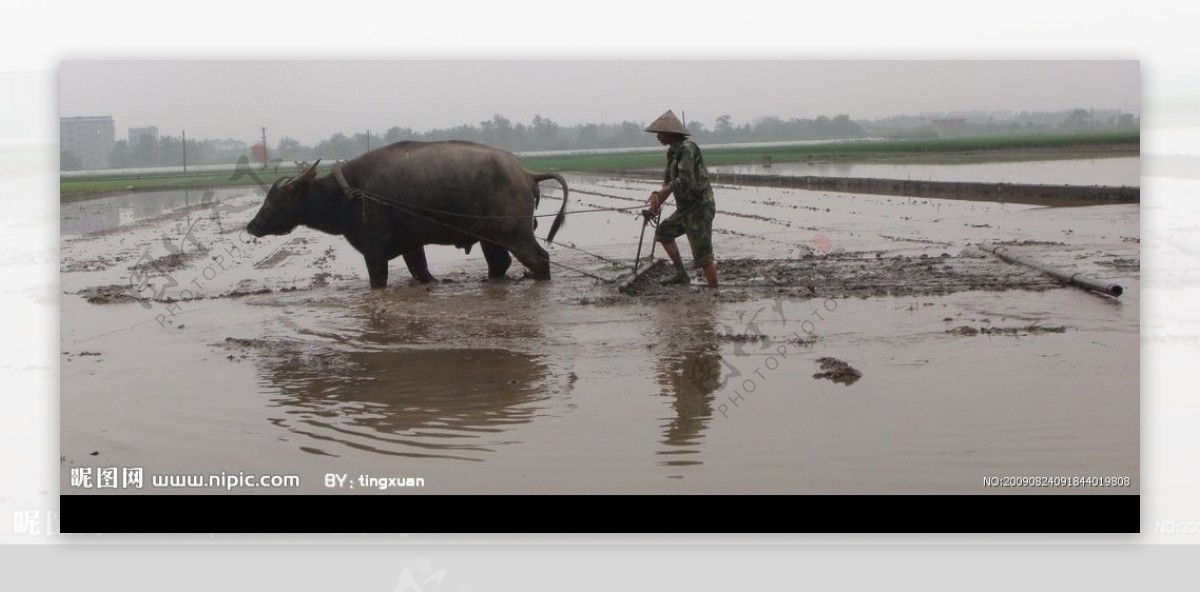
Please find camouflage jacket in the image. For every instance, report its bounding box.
[663,138,713,206]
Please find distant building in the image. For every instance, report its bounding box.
[128,126,159,147]
[60,116,115,170]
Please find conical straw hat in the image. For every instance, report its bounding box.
[644,110,690,135]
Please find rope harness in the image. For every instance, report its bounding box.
[329,164,644,283]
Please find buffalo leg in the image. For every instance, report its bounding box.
[402,247,436,283]
[364,254,389,289]
[510,237,552,280]
[480,241,513,279]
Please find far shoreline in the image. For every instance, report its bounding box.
[60,134,1140,203]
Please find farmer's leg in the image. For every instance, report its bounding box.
[684,202,717,288]
[655,210,691,284]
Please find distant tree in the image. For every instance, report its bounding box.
[813,115,831,137]
[829,114,865,138]
[131,136,157,166]
[107,141,132,169]
[487,114,514,149]
[60,149,83,171]
[531,114,560,149]
[315,133,356,159]
[513,122,530,151]
[479,118,497,145]
[182,138,208,165]
[278,136,301,152]
[384,126,414,144]
[613,121,644,148]
[715,114,733,135]
[753,116,785,140]
[1062,108,1090,131]
[158,136,181,166]
[577,123,600,147]
[349,132,373,154]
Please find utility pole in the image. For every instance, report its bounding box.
[261,127,268,159]
[366,130,370,152]
[182,129,187,173]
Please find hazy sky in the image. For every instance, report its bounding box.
[59,61,1140,144]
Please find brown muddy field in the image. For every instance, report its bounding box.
[60,170,1139,495]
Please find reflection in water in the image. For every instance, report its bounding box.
[652,302,723,467]
[252,345,552,461]
[276,286,552,353]
[60,187,251,237]
[240,284,564,461]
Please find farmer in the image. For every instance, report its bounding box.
[644,109,718,288]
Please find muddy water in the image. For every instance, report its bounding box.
[712,157,1140,187]
[61,187,255,238]
[60,173,1139,494]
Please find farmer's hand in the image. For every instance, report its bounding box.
[646,191,662,213]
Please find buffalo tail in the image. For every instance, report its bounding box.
[532,172,569,243]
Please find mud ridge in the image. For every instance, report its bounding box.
[947,324,1068,337]
[606,255,1063,304]
[619,171,1139,206]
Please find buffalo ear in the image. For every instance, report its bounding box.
[299,159,321,181]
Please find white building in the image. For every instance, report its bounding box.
[128,126,159,147]
[60,116,115,170]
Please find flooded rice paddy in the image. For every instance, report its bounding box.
[712,156,1140,187]
[60,167,1139,494]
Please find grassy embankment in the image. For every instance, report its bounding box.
[61,131,1139,200]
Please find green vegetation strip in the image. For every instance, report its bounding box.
[60,169,299,201]
[61,132,1138,200]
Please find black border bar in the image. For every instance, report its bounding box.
[61,494,1140,533]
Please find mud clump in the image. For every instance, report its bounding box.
[995,239,1067,247]
[1097,258,1139,272]
[813,357,862,385]
[223,337,275,349]
[62,257,116,273]
[129,251,206,275]
[224,287,273,298]
[717,333,770,343]
[62,351,102,361]
[981,324,1067,336]
[947,324,1067,337]
[220,336,299,358]
[880,234,953,246]
[78,284,141,304]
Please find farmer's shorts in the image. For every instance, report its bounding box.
[656,196,716,267]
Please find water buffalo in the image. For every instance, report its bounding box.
[246,141,569,288]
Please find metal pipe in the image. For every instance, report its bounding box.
[978,243,1124,298]
[632,214,649,275]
